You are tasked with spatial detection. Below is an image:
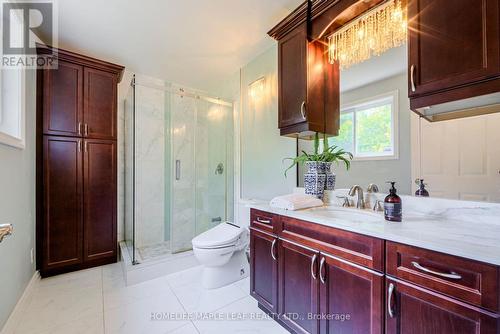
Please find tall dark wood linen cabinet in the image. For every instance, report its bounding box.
[36,46,124,277]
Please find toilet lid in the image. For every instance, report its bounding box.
[192,223,243,249]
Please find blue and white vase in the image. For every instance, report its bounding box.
[304,162,326,199]
[323,162,336,191]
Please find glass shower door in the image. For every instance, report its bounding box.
[195,100,229,236]
[170,94,230,253]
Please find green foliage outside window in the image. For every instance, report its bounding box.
[326,99,394,157]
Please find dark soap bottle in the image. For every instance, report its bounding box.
[384,182,402,222]
[415,179,429,197]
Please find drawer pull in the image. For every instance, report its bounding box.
[256,217,271,224]
[300,101,307,120]
[388,283,395,318]
[411,261,462,280]
[319,257,326,284]
[311,254,318,280]
[271,239,277,261]
[410,64,416,92]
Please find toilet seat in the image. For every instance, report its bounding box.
[192,223,244,249]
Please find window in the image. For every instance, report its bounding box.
[327,91,398,160]
[0,8,26,149]
[0,68,26,149]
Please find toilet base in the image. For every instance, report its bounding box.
[201,249,249,289]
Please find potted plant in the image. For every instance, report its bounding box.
[319,134,353,190]
[284,133,353,198]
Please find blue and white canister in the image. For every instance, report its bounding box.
[304,162,326,199]
[323,162,336,191]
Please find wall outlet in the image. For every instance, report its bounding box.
[30,248,34,264]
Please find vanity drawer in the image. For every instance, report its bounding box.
[250,209,279,234]
[386,242,500,312]
[280,216,384,271]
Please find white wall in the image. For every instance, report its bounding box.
[0,70,36,329]
[239,46,297,200]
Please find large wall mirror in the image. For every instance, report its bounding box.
[299,44,500,203]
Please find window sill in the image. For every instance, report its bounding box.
[352,154,399,162]
[0,132,25,149]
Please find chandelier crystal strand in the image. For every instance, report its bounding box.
[328,0,407,69]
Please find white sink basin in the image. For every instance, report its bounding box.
[307,206,383,223]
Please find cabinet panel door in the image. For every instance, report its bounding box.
[278,25,307,129]
[250,228,279,313]
[319,255,383,334]
[279,239,320,334]
[84,68,117,140]
[43,61,83,137]
[83,139,117,261]
[386,277,500,334]
[43,136,83,270]
[408,0,500,96]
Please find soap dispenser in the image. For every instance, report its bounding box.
[415,179,429,197]
[384,182,402,222]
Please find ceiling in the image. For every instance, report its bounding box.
[44,0,303,91]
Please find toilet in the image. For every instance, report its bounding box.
[192,222,249,289]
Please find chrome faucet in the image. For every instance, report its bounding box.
[348,185,365,209]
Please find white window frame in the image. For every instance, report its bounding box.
[337,90,399,161]
[0,3,26,150]
[0,67,26,149]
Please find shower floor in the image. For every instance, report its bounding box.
[137,241,171,261]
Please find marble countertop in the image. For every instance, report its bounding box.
[249,202,500,266]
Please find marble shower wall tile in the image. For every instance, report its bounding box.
[134,85,166,249]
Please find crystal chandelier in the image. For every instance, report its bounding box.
[328,0,407,70]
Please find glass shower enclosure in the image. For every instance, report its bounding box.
[124,75,234,264]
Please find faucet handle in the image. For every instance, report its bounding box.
[367,183,379,193]
[373,200,384,212]
[336,196,351,208]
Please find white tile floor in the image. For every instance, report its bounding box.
[8,263,288,334]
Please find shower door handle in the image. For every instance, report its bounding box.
[175,160,181,180]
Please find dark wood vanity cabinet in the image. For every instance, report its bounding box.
[386,277,500,334]
[250,209,500,334]
[279,239,320,334]
[408,0,500,113]
[320,254,384,334]
[250,209,385,334]
[37,46,123,277]
[249,227,279,314]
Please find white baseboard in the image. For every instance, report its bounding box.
[1,271,40,334]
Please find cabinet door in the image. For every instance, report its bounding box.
[250,228,279,314]
[43,61,83,137]
[279,239,320,334]
[43,136,83,271]
[408,0,500,96]
[319,254,384,334]
[83,68,117,140]
[83,139,117,262]
[386,277,500,334]
[278,24,307,129]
